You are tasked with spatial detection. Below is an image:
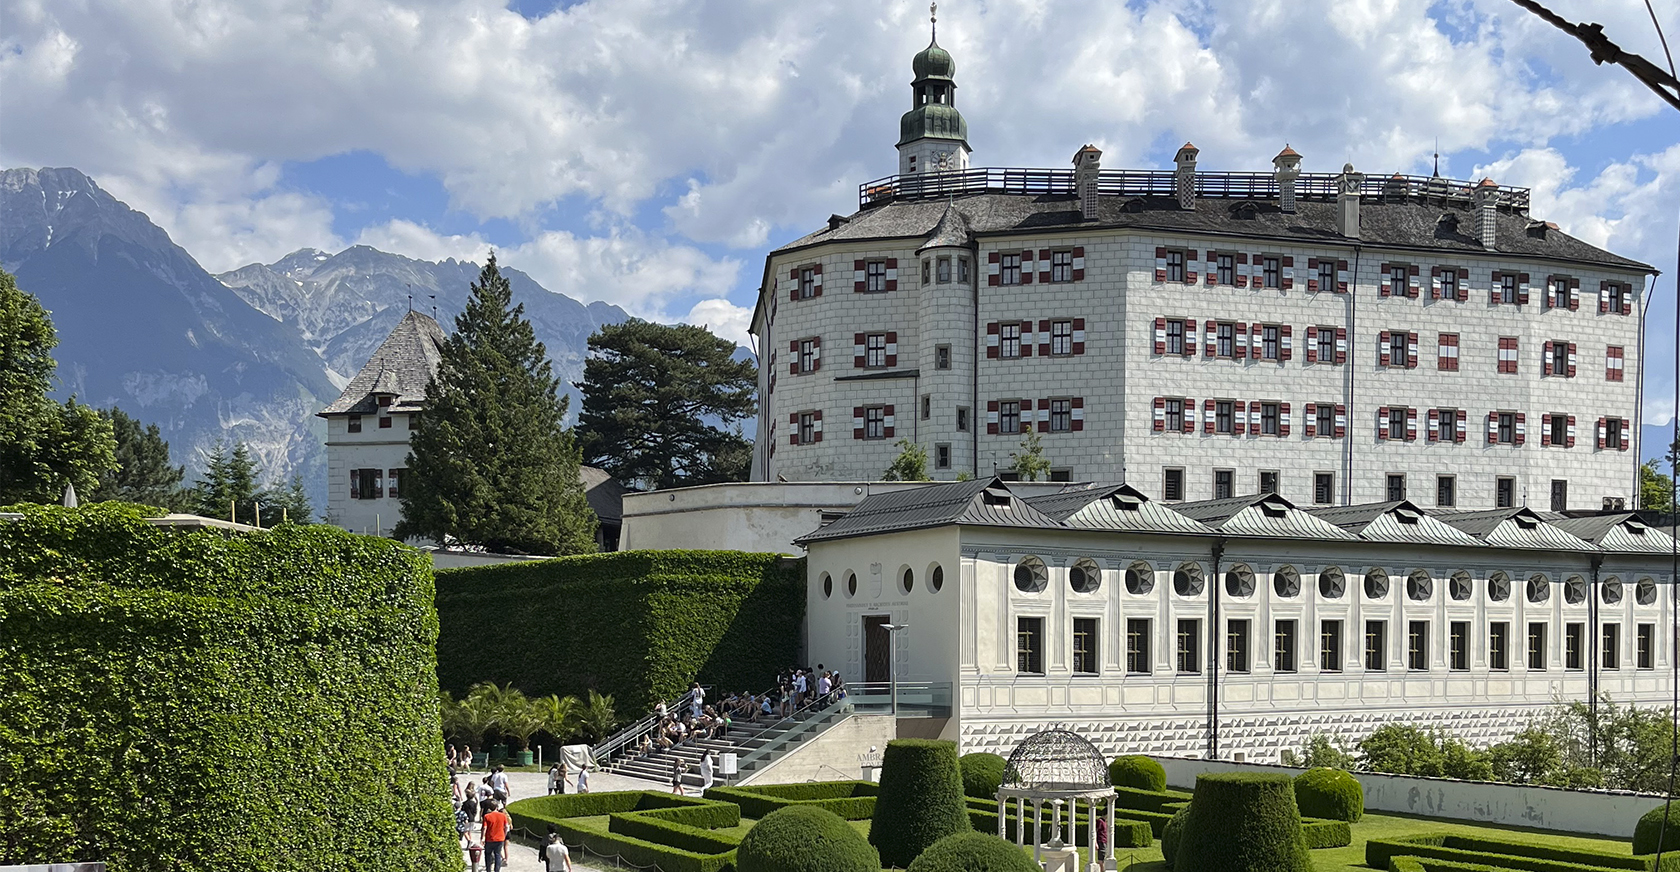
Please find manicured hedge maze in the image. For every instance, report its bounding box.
[1368,833,1680,872]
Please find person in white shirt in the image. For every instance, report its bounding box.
[699,751,715,790]
[690,682,705,718]
[539,832,572,872]
[817,672,832,703]
[576,765,589,793]
[489,766,510,802]
[793,671,808,709]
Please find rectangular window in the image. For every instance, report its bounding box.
[1017,617,1044,675]
[865,333,886,368]
[1227,620,1251,673]
[864,406,885,440]
[1049,399,1072,432]
[1275,620,1298,673]
[1498,412,1516,444]
[1498,337,1519,373]
[1391,264,1409,296]
[1263,257,1280,289]
[920,394,931,421]
[1365,621,1387,671]
[1497,477,1516,508]
[1441,268,1459,299]
[1216,322,1235,358]
[1072,618,1098,675]
[1000,323,1021,358]
[355,467,382,501]
[1165,398,1184,432]
[1607,417,1625,450]
[1388,407,1407,440]
[1166,250,1186,283]
[1436,408,1460,442]
[936,256,952,283]
[1214,469,1235,500]
[959,257,970,283]
[347,415,363,433]
[1500,273,1518,304]
[1549,341,1569,377]
[935,344,951,369]
[1438,333,1459,371]
[1386,474,1406,502]
[1565,623,1585,671]
[377,416,393,429]
[999,401,1020,435]
[1126,619,1151,674]
[921,258,931,284]
[1316,405,1335,438]
[1316,328,1335,363]
[1528,623,1547,670]
[1163,468,1185,502]
[1051,320,1073,355]
[1051,250,1073,283]
[798,413,815,444]
[1638,624,1656,670]
[1608,282,1628,312]
[1314,472,1335,505]
[408,412,421,430]
[1550,479,1568,512]
[1450,621,1470,671]
[1217,253,1235,285]
[1215,401,1234,434]
[1177,619,1201,674]
[1549,415,1567,447]
[1261,402,1279,436]
[1259,470,1279,495]
[866,260,893,295]
[1490,622,1509,671]
[1408,621,1429,671]
[1318,260,1336,293]
[1437,475,1456,508]
[955,407,970,432]
[934,443,951,469]
[1388,331,1408,367]
[1001,253,1022,285]
[1165,319,1185,355]
[1603,624,1621,671]
[1321,620,1343,672]
[1262,324,1280,360]
[1607,346,1625,381]
[800,267,816,298]
[799,339,816,373]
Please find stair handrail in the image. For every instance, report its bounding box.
[729,694,856,778]
[590,684,709,767]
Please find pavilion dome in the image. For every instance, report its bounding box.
[1000,728,1110,792]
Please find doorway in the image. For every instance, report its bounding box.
[863,614,892,684]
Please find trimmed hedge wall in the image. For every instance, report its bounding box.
[435,550,803,711]
[1295,767,1364,823]
[869,739,972,868]
[0,503,457,870]
[1366,834,1678,872]
[508,791,739,872]
[1173,772,1313,872]
[906,831,1040,872]
[703,782,877,821]
[1302,818,1354,849]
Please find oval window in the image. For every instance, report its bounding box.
[1364,569,1390,599]
[1449,572,1472,602]
[1273,567,1300,598]
[846,572,858,598]
[1406,572,1433,602]
[901,567,915,595]
[821,574,833,599]
[1014,557,1048,593]
[1318,567,1345,599]
[1602,580,1623,605]
[1526,575,1550,604]
[930,565,944,593]
[1174,564,1205,596]
[1070,559,1102,594]
[1564,577,1587,605]
[1637,579,1657,605]
[1224,565,1255,598]
[1488,573,1511,602]
[1125,563,1155,595]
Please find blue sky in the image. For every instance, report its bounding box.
[2,0,1678,432]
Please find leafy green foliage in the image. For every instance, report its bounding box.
[580,688,619,742]
[1634,804,1680,855]
[906,831,1039,872]
[1359,723,1492,780]
[737,805,880,872]
[1641,461,1674,512]
[1284,733,1357,770]
[90,407,188,510]
[1008,430,1050,481]
[1109,755,1167,791]
[397,254,597,554]
[1174,773,1313,872]
[869,739,972,867]
[577,319,756,490]
[1162,806,1189,867]
[0,270,117,504]
[1293,768,1363,823]
[883,438,932,481]
[434,550,803,712]
[0,503,455,870]
[959,752,1007,799]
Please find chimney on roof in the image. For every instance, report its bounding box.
[1336,163,1364,239]
[1473,178,1499,250]
[1073,144,1102,220]
[1272,145,1302,213]
[1174,143,1199,211]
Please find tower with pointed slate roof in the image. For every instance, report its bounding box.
[898,3,971,176]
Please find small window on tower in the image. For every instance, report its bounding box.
[347,416,362,433]
[908,154,918,173]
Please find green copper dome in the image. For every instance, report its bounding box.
[912,40,955,80]
[899,103,968,146]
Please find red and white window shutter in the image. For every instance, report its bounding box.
[1406,408,1418,441]
[1335,328,1348,364]
[1607,346,1625,381]
[1280,325,1293,361]
[1514,413,1526,446]
[1204,320,1218,357]
[1379,331,1392,367]
[986,400,999,435]
[987,251,1001,287]
[1334,404,1347,438]
[1203,399,1216,435]
[1305,403,1318,437]
[1279,402,1292,437]
[1377,407,1390,440]
[986,322,1000,359]
[1281,256,1295,290]
[1155,248,1168,283]
[1486,412,1498,445]
[853,407,865,440]
[1154,318,1167,355]
[1072,247,1085,282]
[1306,257,1320,292]
[1407,332,1419,368]
[1305,326,1318,363]
[1072,319,1086,355]
[1427,409,1440,442]
[1336,260,1350,293]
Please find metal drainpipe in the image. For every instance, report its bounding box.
[1207,538,1226,759]
[1344,245,1363,505]
[1589,553,1603,767]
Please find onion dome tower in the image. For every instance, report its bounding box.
[898,3,971,176]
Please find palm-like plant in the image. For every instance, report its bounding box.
[470,682,539,750]
[579,690,618,743]
[532,694,581,745]
[451,692,498,748]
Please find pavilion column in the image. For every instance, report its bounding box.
[1106,799,1116,867]
[1016,797,1026,846]
[1034,800,1043,862]
[1087,796,1097,864]
[996,795,1005,838]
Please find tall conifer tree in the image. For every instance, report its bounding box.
[91,407,189,509]
[396,255,596,554]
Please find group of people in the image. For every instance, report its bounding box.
[448,764,574,871]
[546,760,589,794]
[445,743,477,773]
[773,664,845,714]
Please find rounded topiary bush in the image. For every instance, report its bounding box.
[736,805,880,872]
[960,752,1008,799]
[1293,767,1363,822]
[1173,772,1312,872]
[906,831,1039,872]
[869,739,972,868]
[1162,805,1190,868]
[1634,804,1680,855]
[1108,754,1167,791]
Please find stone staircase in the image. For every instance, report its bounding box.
[603,698,853,788]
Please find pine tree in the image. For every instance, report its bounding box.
[577,319,757,490]
[258,474,315,526]
[192,440,260,523]
[395,254,596,554]
[0,269,116,503]
[91,407,189,510]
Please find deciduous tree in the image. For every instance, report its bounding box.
[882,439,931,481]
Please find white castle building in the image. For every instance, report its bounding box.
[798,478,1677,760]
[749,27,1652,513]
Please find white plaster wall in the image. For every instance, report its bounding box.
[619,482,926,553]
[323,412,417,536]
[1153,756,1665,838]
[741,714,898,785]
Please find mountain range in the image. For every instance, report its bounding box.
[0,167,627,511]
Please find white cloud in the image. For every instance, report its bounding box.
[684,297,754,347]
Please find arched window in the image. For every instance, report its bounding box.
[1526,574,1550,604]
[1173,563,1205,596]
[1273,566,1301,598]
[1488,572,1511,602]
[1318,567,1346,599]
[1225,564,1256,597]
[1125,561,1155,595]
[846,572,858,598]
[1449,571,1473,602]
[1014,557,1048,593]
[1364,569,1390,599]
[1069,558,1102,594]
[1406,571,1433,602]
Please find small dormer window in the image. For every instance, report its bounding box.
[1259,498,1288,518]
[1514,515,1538,530]
[1121,198,1146,214]
[1627,520,1647,535]
[1395,507,1422,525]
[1111,494,1143,512]
[347,416,362,433]
[378,395,393,407]
[982,485,1012,507]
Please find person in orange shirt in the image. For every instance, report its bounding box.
[480,801,512,872]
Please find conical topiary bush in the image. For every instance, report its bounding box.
[1172,772,1312,872]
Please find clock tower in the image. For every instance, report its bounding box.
[897,3,971,176]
